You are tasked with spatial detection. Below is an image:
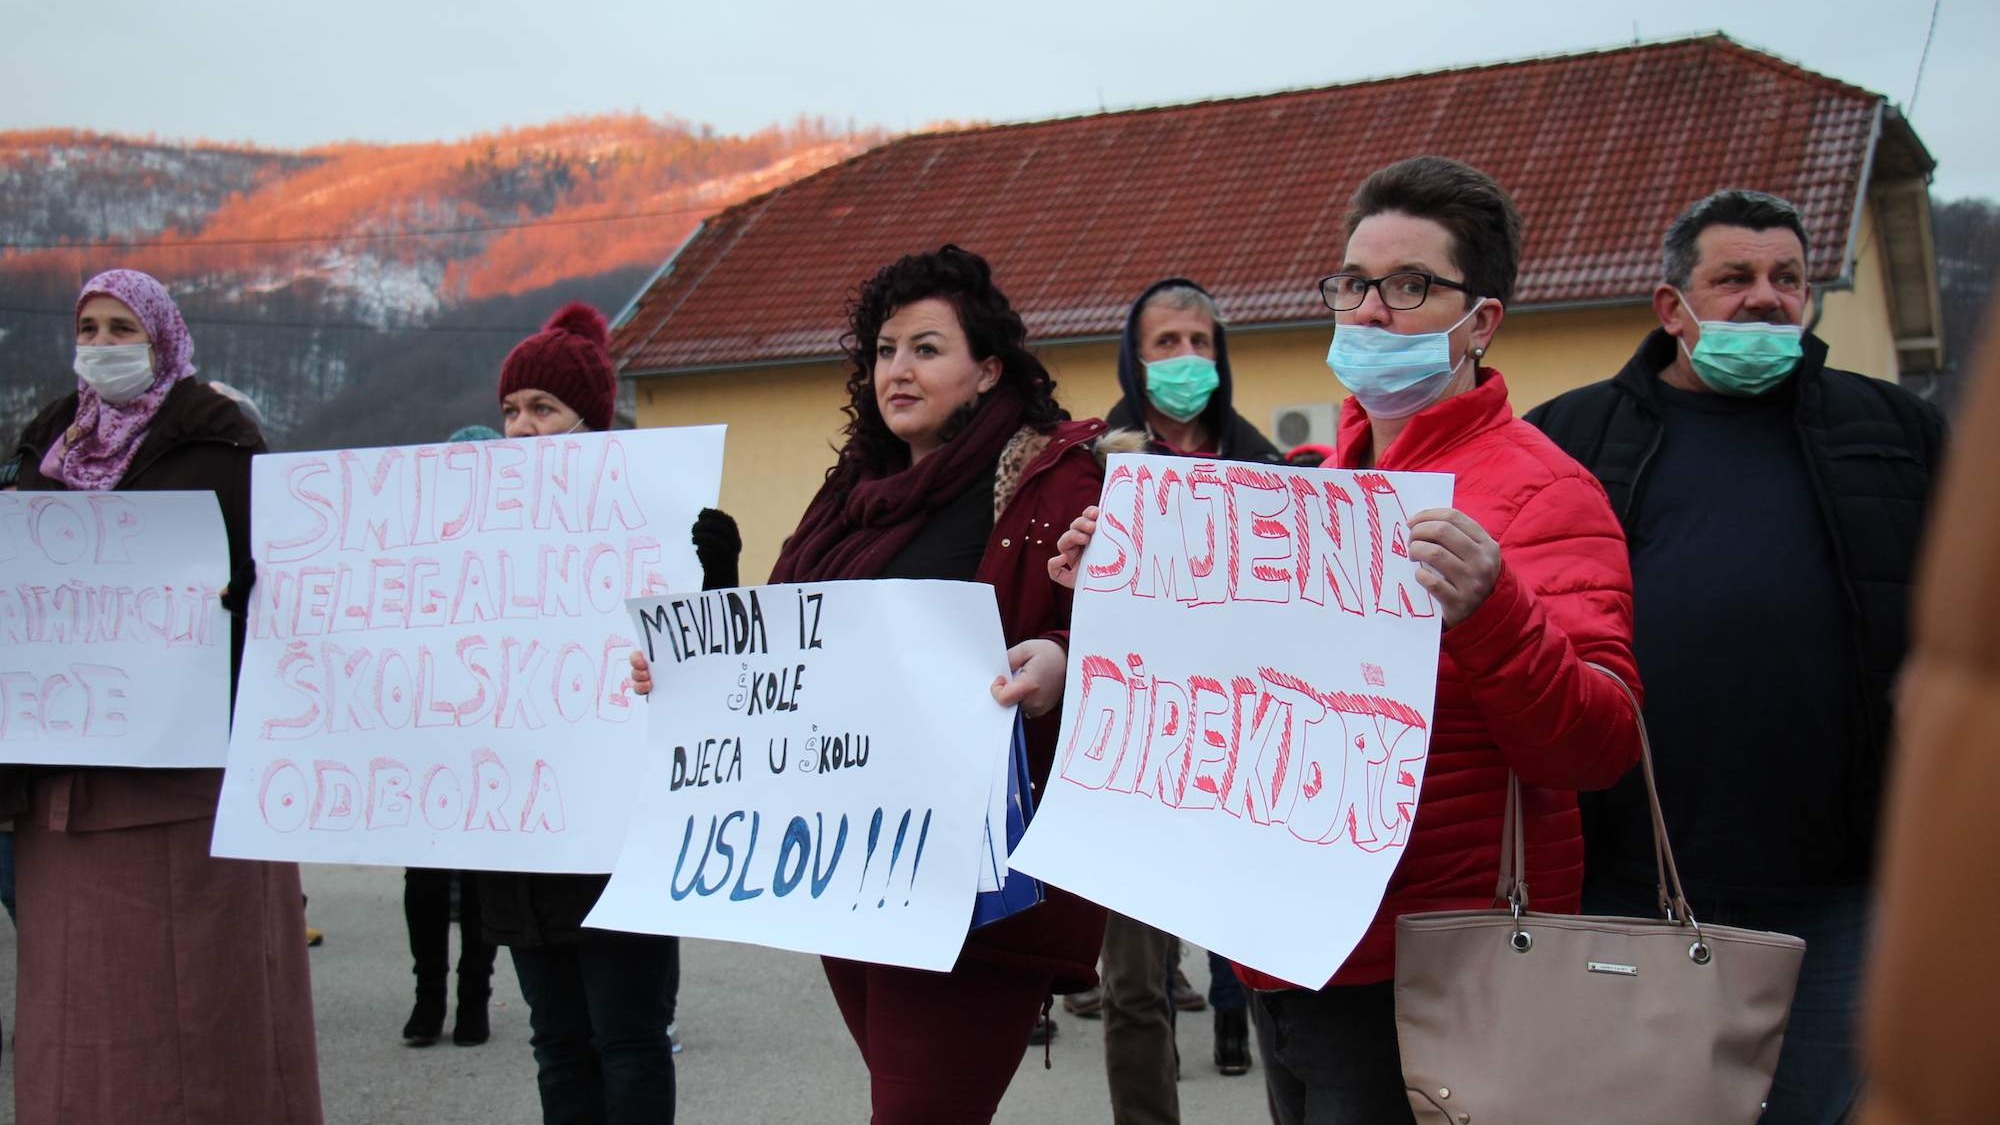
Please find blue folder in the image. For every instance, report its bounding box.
[971,712,1044,930]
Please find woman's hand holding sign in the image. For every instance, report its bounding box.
[1048,506,1099,591]
[990,638,1066,718]
[1407,508,1501,628]
[630,649,654,697]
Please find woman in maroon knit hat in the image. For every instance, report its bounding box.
[479,300,740,1125]
[495,302,622,436]
[633,246,1114,1122]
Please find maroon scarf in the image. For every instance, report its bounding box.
[771,391,1026,583]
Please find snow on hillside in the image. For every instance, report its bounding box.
[0,115,889,445]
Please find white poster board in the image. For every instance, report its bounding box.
[1007,454,1454,986]
[0,491,233,767]
[585,580,1015,972]
[211,427,724,871]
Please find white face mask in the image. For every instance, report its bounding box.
[74,344,157,405]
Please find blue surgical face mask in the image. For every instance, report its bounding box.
[1674,292,1804,397]
[1325,299,1485,420]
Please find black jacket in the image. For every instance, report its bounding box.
[1108,278,1282,463]
[1526,328,1945,870]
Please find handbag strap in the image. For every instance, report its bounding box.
[1495,662,1701,934]
[1493,774,1526,908]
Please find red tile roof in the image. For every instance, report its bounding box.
[613,35,1911,375]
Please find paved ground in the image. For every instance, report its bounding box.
[0,864,1273,1123]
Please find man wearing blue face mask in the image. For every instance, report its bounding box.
[1527,189,1946,1125]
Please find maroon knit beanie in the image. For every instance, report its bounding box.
[499,301,616,431]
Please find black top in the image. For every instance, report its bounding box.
[1527,328,1945,880]
[880,466,995,582]
[1595,380,1863,893]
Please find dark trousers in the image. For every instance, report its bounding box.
[1586,877,1870,1125]
[0,831,15,922]
[1208,949,1245,1012]
[403,868,495,1002]
[1249,983,1415,1125]
[1100,915,1250,1124]
[511,932,679,1125]
[1102,911,1181,1125]
[823,955,1050,1124]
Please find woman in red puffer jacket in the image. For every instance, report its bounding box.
[1054,156,1642,1124]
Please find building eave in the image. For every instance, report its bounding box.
[610,220,704,334]
[624,296,1671,379]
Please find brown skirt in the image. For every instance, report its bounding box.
[13,810,323,1125]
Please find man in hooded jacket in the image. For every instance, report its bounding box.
[1083,279,1279,1124]
[1104,278,1283,464]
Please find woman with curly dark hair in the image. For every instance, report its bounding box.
[634,245,1112,1120]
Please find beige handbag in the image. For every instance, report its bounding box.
[1393,665,1806,1124]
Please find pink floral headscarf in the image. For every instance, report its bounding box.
[39,269,197,491]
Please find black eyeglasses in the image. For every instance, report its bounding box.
[1318,271,1475,312]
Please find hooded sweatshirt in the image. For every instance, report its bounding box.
[1105,278,1282,462]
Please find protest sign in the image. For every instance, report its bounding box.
[584,579,1014,972]
[1,490,233,767]
[1007,454,1453,986]
[211,427,724,871]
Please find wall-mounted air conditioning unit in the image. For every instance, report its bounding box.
[1271,402,1337,451]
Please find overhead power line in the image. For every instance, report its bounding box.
[0,200,715,251]
[1909,0,1942,115]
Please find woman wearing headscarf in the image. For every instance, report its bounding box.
[478,301,740,1125]
[634,245,1115,1123]
[6,269,323,1124]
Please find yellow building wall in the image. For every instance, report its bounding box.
[632,267,1901,582]
[1815,201,1901,380]
[635,362,851,584]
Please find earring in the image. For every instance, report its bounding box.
[1471,346,1486,359]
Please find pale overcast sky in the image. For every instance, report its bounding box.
[2,0,1991,200]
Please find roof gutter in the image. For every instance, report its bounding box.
[1837,101,1886,290]
[1032,294,1660,348]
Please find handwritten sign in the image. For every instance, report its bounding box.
[1007,454,1453,986]
[210,427,725,871]
[584,580,1015,972]
[0,491,233,767]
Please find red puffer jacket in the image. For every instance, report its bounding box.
[1238,369,1642,991]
